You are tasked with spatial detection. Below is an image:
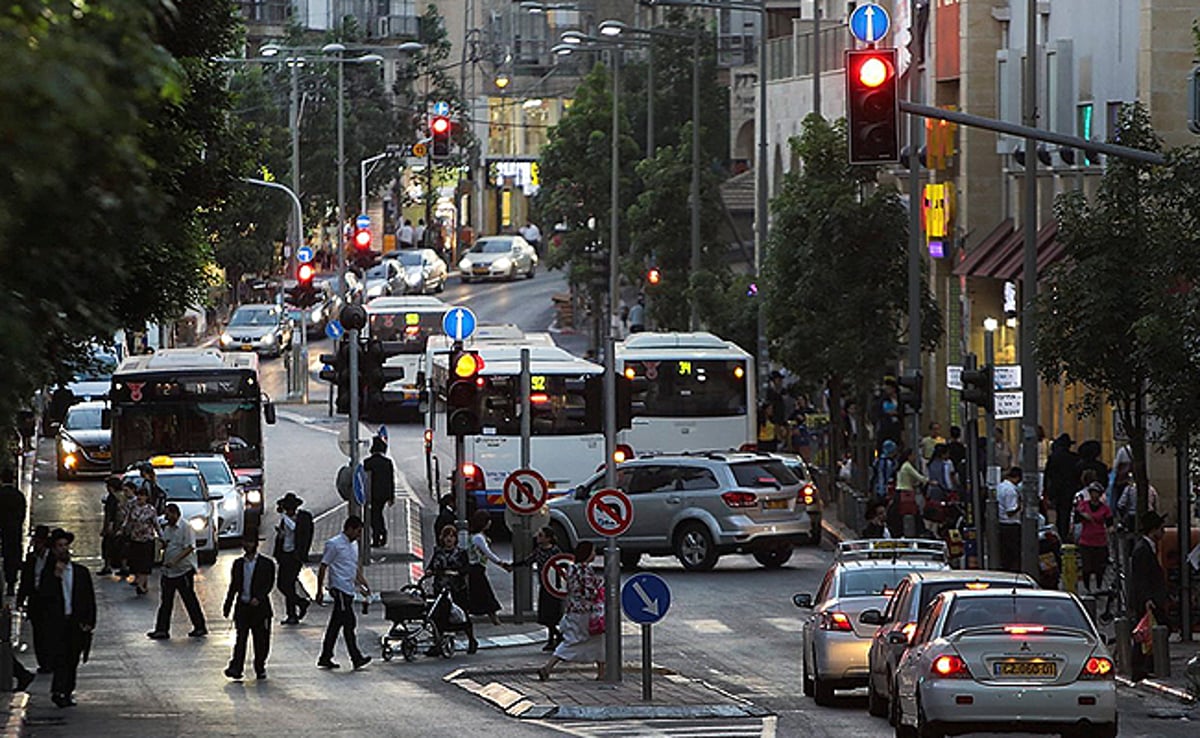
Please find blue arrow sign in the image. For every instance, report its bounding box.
[325,320,345,340]
[621,573,671,625]
[296,246,314,264]
[353,463,367,505]
[433,100,450,117]
[849,3,890,44]
[442,306,477,342]
[355,214,371,230]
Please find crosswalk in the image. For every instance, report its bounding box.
[541,716,775,738]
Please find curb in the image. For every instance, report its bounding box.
[1116,675,1198,705]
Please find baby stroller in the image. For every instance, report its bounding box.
[380,573,469,662]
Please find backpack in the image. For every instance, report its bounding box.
[293,509,314,563]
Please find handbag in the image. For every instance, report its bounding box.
[153,536,166,565]
[588,584,606,635]
[1132,609,1155,655]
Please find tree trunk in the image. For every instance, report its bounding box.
[827,375,844,493]
[1132,383,1150,525]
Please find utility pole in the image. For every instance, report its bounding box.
[290,59,301,276]
[1019,0,1041,579]
[811,0,820,118]
[906,0,923,453]
[984,324,999,569]
[604,46,623,684]
[688,32,701,330]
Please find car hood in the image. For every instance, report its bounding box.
[402,265,426,278]
[65,380,110,399]
[226,325,275,339]
[168,500,212,518]
[60,428,110,446]
[463,252,508,265]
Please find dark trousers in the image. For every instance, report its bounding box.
[155,570,206,634]
[369,504,387,546]
[276,553,309,619]
[28,608,50,671]
[1,531,20,589]
[12,655,33,687]
[229,604,270,675]
[320,590,364,663]
[1054,496,1074,543]
[999,524,1022,572]
[49,623,86,697]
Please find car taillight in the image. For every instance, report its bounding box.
[930,654,970,678]
[1003,625,1046,636]
[614,444,634,463]
[901,622,917,642]
[1082,656,1114,679]
[721,491,758,508]
[798,483,816,506]
[461,463,485,492]
[819,611,854,632]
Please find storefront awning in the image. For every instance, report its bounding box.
[953,219,1061,281]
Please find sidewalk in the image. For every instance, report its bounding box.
[3,444,35,734]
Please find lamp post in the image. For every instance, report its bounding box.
[983,317,1000,569]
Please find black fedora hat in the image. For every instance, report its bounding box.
[49,528,75,544]
[30,524,50,540]
[277,491,304,510]
[1139,511,1166,534]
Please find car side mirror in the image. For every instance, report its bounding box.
[574,486,589,501]
[236,475,253,487]
[887,631,911,646]
[263,400,277,425]
[859,609,885,626]
[792,593,813,609]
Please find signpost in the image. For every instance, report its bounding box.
[586,489,634,537]
[541,552,574,600]
[442,306,478,342]
[994,365,1022,390]
[355,214,371,230]
[848,3,890,44]
[352,463,367,506]
[621,573,672,701]
[946,364,963,391]
[586,487,631,684]
[994,391,1024,420]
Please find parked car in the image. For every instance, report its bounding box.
[548,452,811,571]
[794,539,950,706]
[385,248,448,294]
[169,454,262,543]
[55,401,111,480]
[859,569,1037,720]
[892,588,1116,738]
[219,304,294,358]
[458,235,538,282]
[122,458,220,565]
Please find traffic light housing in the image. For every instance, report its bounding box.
[961,365,994,409]
[431,116,452,159]
[446,348,484,435]
[846,48,900,164]
[318,341,351,414]
[1189,66,1200,135]
[290,262,318,308]
[897,369,923,414]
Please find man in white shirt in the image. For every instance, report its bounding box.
[520,221,542,255]
[147,504,207,639]
[398,219,414,249]
[316,516,372,670]
[222,535,275,681]
[996,466,1023,572]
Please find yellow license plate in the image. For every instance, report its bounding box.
[994,661,1057,677]
[240,344,254,351]
[94,451,111,460]
[473,267,489,274]
[762,498,789,510]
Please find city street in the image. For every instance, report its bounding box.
[18,272,1196,737]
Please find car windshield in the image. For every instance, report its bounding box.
[158,474,207,501]
[178,459,234,486]
[471,239,513,254]
[394,252,422,266]
[229,308,276,327]
[64,407,105,430]
[730,460,799,488]
[839,568,909,597]
[943,596,1092,634]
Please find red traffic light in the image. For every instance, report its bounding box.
[646,267,661,285]
[845,48,900,164]
[857,56,890,88]
[353,227,372,251]
[430,116,451,135]
[297,262,316,285]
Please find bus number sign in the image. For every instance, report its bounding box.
[530,375,547,392]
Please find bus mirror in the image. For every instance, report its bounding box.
[101,409,112,430]
[263,401,277,425]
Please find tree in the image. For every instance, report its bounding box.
[763,115,942,475]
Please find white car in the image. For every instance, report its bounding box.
[892,588,1117,738]
[458,235,538,282]
[169,454,262,543]
[123,460,220,565]
[386,248,448,294]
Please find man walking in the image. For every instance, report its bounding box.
[223,535,275,681]
[38,529,95,708]
[0,467,27,596]
[398,219,415,249]
[17,525,52,673]
[362,437,395,548]
[1129,511,1168,681]
[146,504,207,640]
[997,466,1024,572]
[1042,433,1080,542]
[274,492,313,625]
[316,516,372,670]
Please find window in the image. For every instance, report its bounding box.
[839,567,907,598]
[627,466,677,495]
[673,466,719,491]
[883,580,910,622]
[912,596,945,645]
[943,596,1091,635]
[159,474,207,502]
[814,569,835,603]
[478,374,597,436]
[1077,102,1095,164]
[730,460,800,488]
[627,359,749,418]
[1106,101,1124,142]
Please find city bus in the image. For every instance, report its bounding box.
[615,331,756,456]
[363,295,448,416]
[427,330,604,517]
[109,348,276,494]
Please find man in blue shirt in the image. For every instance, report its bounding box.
[316,516,372,670]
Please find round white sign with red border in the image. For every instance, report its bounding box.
[586,488,634,537]
[502,468,549,514]
[541,552,575,599]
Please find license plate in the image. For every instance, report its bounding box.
[473,267,489,274]
[994,660,1057,677]
[240,344,254,351]
[93,451,111,460]
[762,498,789,510]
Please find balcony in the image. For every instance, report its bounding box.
[237,0,290,25]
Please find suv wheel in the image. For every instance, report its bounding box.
[751,543,792,569]
[867,674,888,717]
[673,522,717,571]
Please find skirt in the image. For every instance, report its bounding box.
[467,563,501,616]
[126,539,155,575]
[553,611,602,663]
[537,585,563,627]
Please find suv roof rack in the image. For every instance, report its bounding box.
[835,538,948,564]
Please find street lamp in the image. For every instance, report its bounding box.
[982,317,1000,570]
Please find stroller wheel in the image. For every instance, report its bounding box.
[382,644,395,662]
[401,638,418,662]
[440,634,456,659]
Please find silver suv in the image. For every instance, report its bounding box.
[547,453,811,571]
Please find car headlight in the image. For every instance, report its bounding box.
[60,437,78,453]
[260,333,276,344]
[405,273,422,285]
[493,257,512,270]
[189,516,207,532]
[219,333,233,346]
[310,306,323,322]
[459,259,472,270]
[221,495,240,512]
[246,489,262,505]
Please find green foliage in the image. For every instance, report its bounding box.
[763,115,941,403]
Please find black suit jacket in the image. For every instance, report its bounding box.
[363,453,395,508]
[224,554,276,618]
[16,549,47,609]
[37,561,96,633]
[1129,536,1167,618]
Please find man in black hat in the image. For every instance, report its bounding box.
[38,529,95,707]
[16,524,52,673]
[1042,433,1080,541]
[362,436,395,548]
[223,534,275,681]
[0,467,27,596]
[1129,511,1168,680]
[274,492,312,625]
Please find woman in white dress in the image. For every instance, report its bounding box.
[537,541,604,681]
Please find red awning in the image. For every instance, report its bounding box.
[953,219,1012,277]
[954,219,1062,282]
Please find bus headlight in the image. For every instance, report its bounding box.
[246,489,262,505]
[189,516,207,532]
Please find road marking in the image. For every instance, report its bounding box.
[683,619,733,634]
[544,718,768,737]
[763,617,804,632]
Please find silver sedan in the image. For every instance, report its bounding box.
[458,235,537,282]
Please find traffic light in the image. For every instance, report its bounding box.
[846,48,900,164]
[646,267,661,286]
[353,226,372,252]
[319,341,351,414]
[446,348,484,435]
[431,116,452,159]
[291,262,318,308]
[897,369,923,414]
[961,365,994,409]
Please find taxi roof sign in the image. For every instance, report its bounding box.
[835,538,948,563]
[148,455,175,468]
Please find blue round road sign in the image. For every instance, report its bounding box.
[296,246,314,264]
[353,463,367,505]
[621,573,671,625]
[355,214,371,230]
[442,306,477,341]
[325,320,345,340]
[849,3,890,44]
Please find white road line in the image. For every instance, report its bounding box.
[684,619,733,634]
[764,617,804,632]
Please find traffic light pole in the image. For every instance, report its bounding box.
[348,326,367,565]
[963,354,981,566]
[906,30,923,457]
[1019,0,1041,582]
[452,340,468,551]
[513,348,534,623]
[984,329,999,570]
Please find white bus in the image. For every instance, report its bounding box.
[615,331,757,456]
[427,331,605,517]
[363,296,448,415]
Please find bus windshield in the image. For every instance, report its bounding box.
[627,359,748,418]
[369,311,445,352]
[477,374,598,436]
[114,401,262,469]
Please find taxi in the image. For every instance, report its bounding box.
[123,456,220,565]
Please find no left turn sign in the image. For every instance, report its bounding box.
[541,552,574,599]
[586,488,634,537]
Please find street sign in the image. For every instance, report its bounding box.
[411,142,428,158]
[586,488,634,537]
[377,425,388,442]
[994,365,1022,390]
[353,463,367,505]
[355,214,371,230]
[621,573,671,625]
[442,306,478,342]
[325,320,344,340]
[849,3,890,44]
[994,391,1024,420]
[296,246,314,264]
[541,552,574,599]
[433,100,450,117]
[502,469,549,514]
[946,364,963,391]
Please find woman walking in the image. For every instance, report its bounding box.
[122,485,160,596]
[426,524,478,654]
[538,541,605,681]
[1075,481,1113,591]
[467,511,510,625]
[888,447,928,537]
[520,526,563,651]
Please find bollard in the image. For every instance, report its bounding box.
[1151,624,1170,678]
[1060,544,1078,593]
[903,514,917,538]
[0,607,11,692]
[1080,595,1097,626]
[1113,617,1133,677]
